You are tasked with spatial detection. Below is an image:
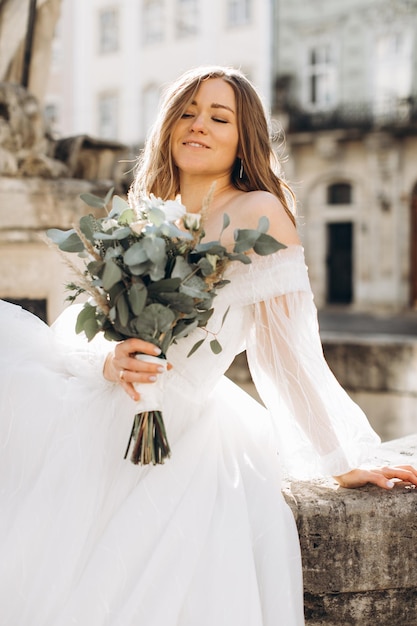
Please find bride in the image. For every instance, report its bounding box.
[1,66,416,626]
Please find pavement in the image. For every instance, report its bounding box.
[318,308,417,338]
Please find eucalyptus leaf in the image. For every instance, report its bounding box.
[148,260,165,282]
[129,261,152,276]
[104,245,123,260]
[180,284,207,299]
[102,260,123,290]
[116,294,130,327]
[148,278,181,293]
[226,253,251,264]
[187,338,206,357]
[221,305,230,328]
[119,208,136,225]
[148,207,165,227]
[196,308,214,326]
[133,303,175,337]
[94,227,131,242]
[104,327,125,342]
[257,215,270,234]
[160,222,192,239]
[210,338,222,354]
[129,282,147,315]
[112,194,130,214]
[113,227,132,240]
[79,214,98,243]
[172,256,194,280]
[80,192,106,209]
[222,213,230,231]
[75,303,99,341]
[160,329,173,355]
[143,236,166,264]
[253,233,286,256]
[124,242,148,266]
[172,318,198,340]
[104,186,115,207]
[233,229,259,253]
[197,257,216,276]
[46,228,84,253]
[157,292,195,314]
[87,260,104,276]
[195,242,226,255]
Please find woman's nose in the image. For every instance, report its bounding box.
[190,114,207,133]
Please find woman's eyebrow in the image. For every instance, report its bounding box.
[211,102,235,114]
[189,100,235,114]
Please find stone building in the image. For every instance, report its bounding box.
[45,0,273,147]
[272,0,417,311]
[2,0,272,323]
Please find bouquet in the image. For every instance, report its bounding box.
[47,188,286,465]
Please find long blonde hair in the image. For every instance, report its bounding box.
[129,66,296,226]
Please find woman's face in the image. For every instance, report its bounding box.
[171,78,239,180]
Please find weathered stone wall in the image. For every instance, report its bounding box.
[227,334,417,443]
[283,435,417,625]
[0,176,109,321]
[322,335,417,441]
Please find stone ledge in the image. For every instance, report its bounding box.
[282,435,417,626]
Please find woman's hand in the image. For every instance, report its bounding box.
[334,465,417,490]
[103,338,169,401]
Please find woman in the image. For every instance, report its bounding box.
[1,66,416,625]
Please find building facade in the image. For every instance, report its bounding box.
[46,0,273,147]
[272,0,417,310]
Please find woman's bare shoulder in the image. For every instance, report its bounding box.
[236,190,301,246]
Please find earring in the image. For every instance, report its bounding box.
[239,159,244,179]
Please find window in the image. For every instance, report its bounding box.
[50,20,62,68]
[176,0,198,37]
[327,183,352,205]
[98,93,119,139]
[304,43,336,109]
[227,0,250,27]
[44,103,59,126]
[99,8,119,53]
[143,0,164,44]
[44,102,60,137]
[373,31,413,119]
[142,84,160,139]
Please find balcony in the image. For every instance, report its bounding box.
[285,97,417,134]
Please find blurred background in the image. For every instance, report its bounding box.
[1,0,417,440]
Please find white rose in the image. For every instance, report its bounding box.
[101,218,119,231]
[161,199,186,223]
[183,212,202,231]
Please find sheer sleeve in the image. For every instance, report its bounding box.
[227,246,381,479]
[50,303,112,386]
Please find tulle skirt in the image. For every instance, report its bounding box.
[0,301,304,625]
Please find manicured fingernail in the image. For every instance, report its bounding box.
[154,347,161,355]
[157,366,165,373]
[149,375,157,381]
[386,480,395,489]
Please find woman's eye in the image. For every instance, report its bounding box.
[213,117,228,124]
[181,113,193,119]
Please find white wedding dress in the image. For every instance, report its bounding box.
[0,245,380,626]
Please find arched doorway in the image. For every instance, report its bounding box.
[411,183,417,307]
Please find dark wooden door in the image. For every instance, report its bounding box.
[326,222,353,304]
